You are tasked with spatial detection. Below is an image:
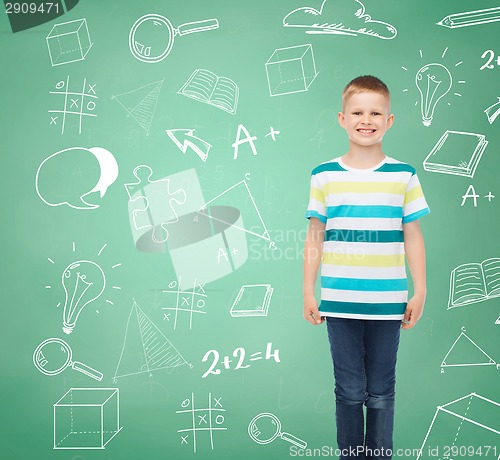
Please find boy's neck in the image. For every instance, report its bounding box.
[342,143,386,168]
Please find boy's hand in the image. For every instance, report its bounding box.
[402,295,425,329]
[304,295,324,325]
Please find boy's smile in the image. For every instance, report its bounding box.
[338,91,394,149]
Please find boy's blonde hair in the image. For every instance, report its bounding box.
[342,75,390,110]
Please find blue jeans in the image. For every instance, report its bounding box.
[326,317,401,460]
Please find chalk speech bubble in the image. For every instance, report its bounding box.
[36,147,119,210]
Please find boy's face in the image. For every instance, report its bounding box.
[338,91,394,149]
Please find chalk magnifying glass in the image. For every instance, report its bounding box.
[248,413,307,448]
[33,338,103,381]
[129,14,219,63]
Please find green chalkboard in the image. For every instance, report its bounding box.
[2,0,500,459]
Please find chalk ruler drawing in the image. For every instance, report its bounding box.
[33,338,103,381]
[113,299,191,380]
[129,14,219,63]
[49,77,97,134]
[485,97,500,124]
[230,284,274,317]
[178,69,239,114]
[166,129,211,162]
[441,329,499,370]
[177,393,226,452]
[36,147,118,210]
[112,80,163,135]
[54,388,121,449]
[437,7,500,29]
[124,164,187,244]
[46,18,92,66]
[248,413,307,448]
[283,0,397,39]
[423,131,488,178]
[162,278,207,330]
[448,257,500,309]
[266,44,318,97]
[416,393,500,460]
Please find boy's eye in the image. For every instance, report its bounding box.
[373,112,381,116]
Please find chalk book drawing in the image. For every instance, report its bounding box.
[178,69,239,115]
[448,258,500,309]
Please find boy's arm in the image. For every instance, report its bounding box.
[402,220,427,329]
[303,217,326,325]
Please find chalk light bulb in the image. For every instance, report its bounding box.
[62,260,106,334]
[415,63,452,127]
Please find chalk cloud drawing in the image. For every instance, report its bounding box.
[283,0,397,39]
[36,147,118,210]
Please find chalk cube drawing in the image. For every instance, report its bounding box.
[46,18,93,66]
[53,388,122,449]
[266,44,318,96]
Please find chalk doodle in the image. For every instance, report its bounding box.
[49,77,98,134]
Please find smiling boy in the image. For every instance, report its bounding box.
[303,76,430,459]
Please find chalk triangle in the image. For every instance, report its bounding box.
[442,332,495,367]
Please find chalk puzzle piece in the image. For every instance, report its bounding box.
[124,165,187,243]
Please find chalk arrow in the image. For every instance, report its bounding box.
[166,129,211,162]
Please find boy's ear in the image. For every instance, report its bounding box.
[338,111,345,128]
[386,113,395,129]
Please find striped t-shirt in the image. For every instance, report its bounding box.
[305,155,430,320]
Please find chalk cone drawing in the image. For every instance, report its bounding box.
[266,44,318,97]
[113,299,191,380]
[33,338,103,381]
[248,413,307,448]
[54,388,121,449]
[200,176,271,243]
[441,331,498,369]
[415,63,452,127]
[46,18,92,66]
[112,80,163,135]
[124,165,187,244]
[283,0,397,39]
[178,69,239,115]
[485,97,500,124]
[448,257,500,309]
[166,129,211,162]
[36,147,118,210]
[230,284,274,317]
[423,131,488,178]
[416,393,500,460]
[177,393,227,452]
[437,7,500,29]
[49,77,98,134]
[129,14,219,63]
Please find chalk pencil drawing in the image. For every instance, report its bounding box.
[437,7,500,29]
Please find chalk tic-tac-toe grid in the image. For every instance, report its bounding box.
[177,393,226,452]
[49,76,97,134]
[162,278,207,329]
